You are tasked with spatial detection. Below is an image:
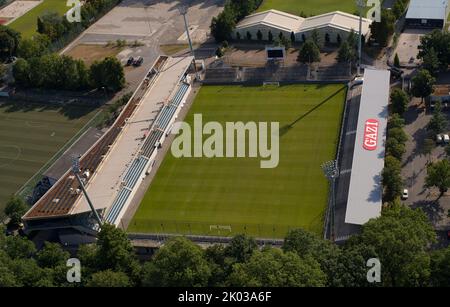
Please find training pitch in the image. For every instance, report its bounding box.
[0,101,98,213]
[257,0,358,16]
[8,0,69,38]
[128,84,346,238]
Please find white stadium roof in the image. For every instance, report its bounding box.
[345,69,390,225]
[236,9,372,36]
[406,0,449,20]
[236,9,305,33]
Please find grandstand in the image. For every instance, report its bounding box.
[22,56,194,242]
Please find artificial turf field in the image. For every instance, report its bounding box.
[0,102,98,212]
[128,84,346,238]
[257,0,357,16]
[8,0,69,38]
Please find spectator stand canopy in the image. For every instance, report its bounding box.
[345,69,390,225]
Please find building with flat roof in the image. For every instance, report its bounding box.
[234,9,372,44]
[345,69,390,225]
[405,0,449,29]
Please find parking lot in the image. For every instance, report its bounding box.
[392,29,432,68]
[402,97,450,231]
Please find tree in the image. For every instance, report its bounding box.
[96,224,140,282]
[290,31,296,43]
[36,242,70,268]
[423,138,435,163]
[411,69,436,102]
[228,248,326,287]
[256,30,262,41]
[425,159,450,196]
[422,47,440,76]
[351,202,436,287]
[297,39,320,64]
[268,31,273,42]
[390,88,409,115]
[246,31,252,41]
[310,29,321,47]
[418,30,450,70]
[369,9,395,46]
[445,144,450,159]
[336,34,342,45]
[86,270,131,287]
[4,196,27,227]
[428,102,448,135]
[386,138,406,161]
[141,237,211,287]
[337,41,355,63]
[4,236,36,260]
[210,10,236,42]
[283,229,340,285]
[37,12,68,41]
[388,113,405,130]
[394,53,400,68]
[235,31,241,40]
[0,26,20,59]
[382,156,403,201]
[224,234,257,264]
[430,247,450,287]
[324,33,330,44]
[89,57,125,92]
[12,58,30,87]
[388,127,408,144]
[17,33,50,59]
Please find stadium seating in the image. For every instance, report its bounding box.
[171,82,190,107]
[141,129,164,158]
[156,105,177,131]
[123,156,149,189]
[105,187,132,224]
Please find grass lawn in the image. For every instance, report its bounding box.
[8,0,69,38]
[128,84,346,238]
[65,44,124,66]
[0,101,99,212]
[257,0,358,16]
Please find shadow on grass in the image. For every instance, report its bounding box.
[0,100,98,120]
[280,86,347,137]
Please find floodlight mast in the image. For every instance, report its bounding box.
[178,5,194,57]
[356,0,365,76]
[72,157,103,227]
[322,160,339,241]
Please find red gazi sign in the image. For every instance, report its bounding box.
[363,119,379,151]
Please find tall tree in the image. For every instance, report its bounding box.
[430,247,450,287]
[0,25,20,59]
[337,41,355,63]
[228,248,326,287]
[351,202,436,287]
[89,57,125,92]
[411,69,435,102]
[141,237,211,287]
[390,88,409,115]
[422,47,440,76]
[425,159,450,196]
[4,196,27,227]
[369,9,395,47]
[210,10,236,42]
[382,155,403,201]
[86,270,131,287]
[297,39,320,64]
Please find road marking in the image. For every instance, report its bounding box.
[346,130,357,136]
[340,169,352,175]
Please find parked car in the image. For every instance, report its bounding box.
[436,134,443,144]
[133,56,144,66]
[389,67,404,79]
[444,134,450,144]
[126,56,134,66]
[353,76,364,86]
[401,189,409,200]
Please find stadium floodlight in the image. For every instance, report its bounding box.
[356,0,365,76]
[322,160,339,241]
[72,156,103,227]
[178,5,194,57]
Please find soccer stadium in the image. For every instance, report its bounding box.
[21,54,347,242]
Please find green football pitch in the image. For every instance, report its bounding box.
[0,101,99,213]
[257,0,358,16]
[128,84,347,238]
[8,0,69,39]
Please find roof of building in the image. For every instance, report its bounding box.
[433,84,450,96]
[345,69,390,226]
[236,10,372,35]
[236,9,305,33]
[299,11,371,35]
[406,0,449,20]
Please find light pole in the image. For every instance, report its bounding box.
[178,5,194,57]
[356,0,365,76]
[72,157,103,227]
[322,160,339,241]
